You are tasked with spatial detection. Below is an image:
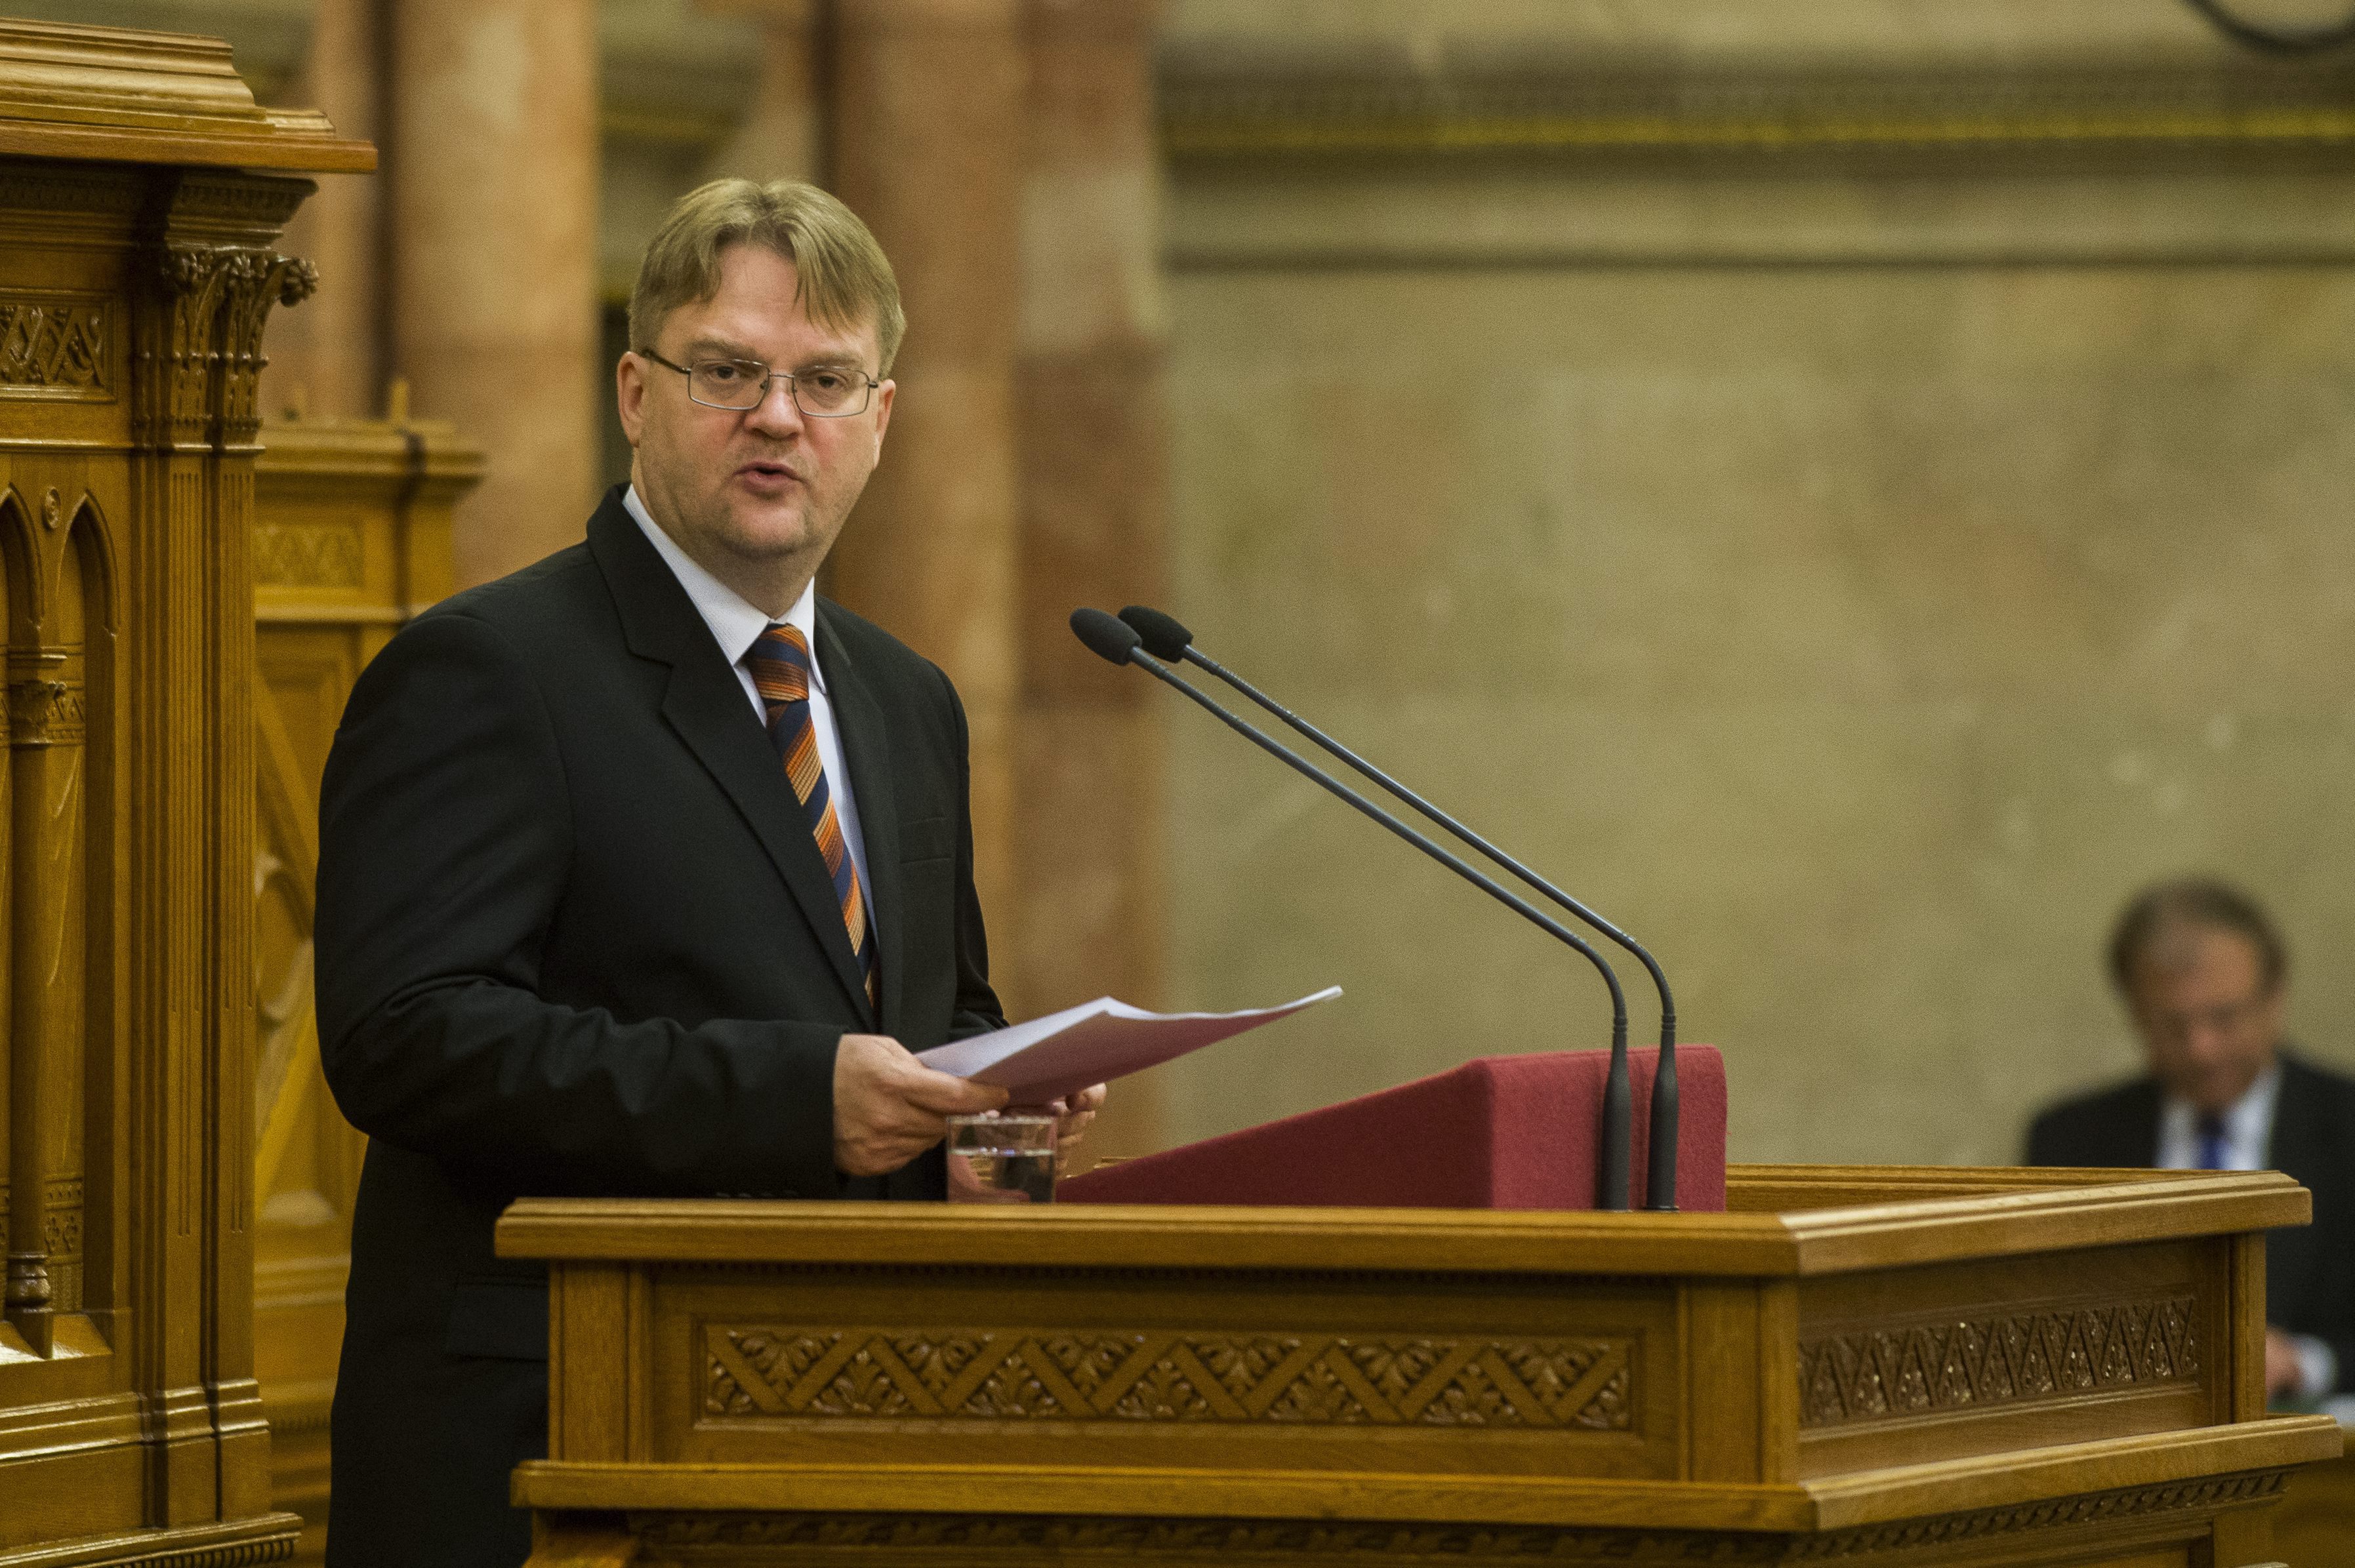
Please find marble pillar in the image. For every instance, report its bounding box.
[262,0,384,421]
[697,0,827,186]
[390,0,601,589]
[1013,0,1169,1158]
[825,0,1027,995]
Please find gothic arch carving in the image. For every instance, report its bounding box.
[0,484,42,635]
[60,493,118,637]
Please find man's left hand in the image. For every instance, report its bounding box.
[1048,1083,1107,1154]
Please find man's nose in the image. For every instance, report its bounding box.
[743,376,806,432]
[2181,1018,2230,1060]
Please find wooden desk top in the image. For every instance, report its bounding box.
[497,1163,2309,1279]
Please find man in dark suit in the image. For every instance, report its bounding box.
[2026,878,2355,1404]
[314,180,1100,1567]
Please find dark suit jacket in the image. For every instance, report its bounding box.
[314,489,1004,1567]
[2025,1051,2355,1394]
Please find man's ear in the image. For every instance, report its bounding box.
[616,352,648,447]
[870,378,895,447]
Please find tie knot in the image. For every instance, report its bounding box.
[748,623,813,704]
[2196,1110,2228,1141]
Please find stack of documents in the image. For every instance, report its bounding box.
[917,987,1341,1105]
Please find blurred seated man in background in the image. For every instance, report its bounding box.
[2027,878,2355,1403]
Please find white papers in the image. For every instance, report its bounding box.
[917,986,1342,1106]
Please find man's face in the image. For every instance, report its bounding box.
[2125,923,2284,1114]
[617,244,894,604]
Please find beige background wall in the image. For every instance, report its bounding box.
[16,0,2355,1173]
[1140,0,2355,1167]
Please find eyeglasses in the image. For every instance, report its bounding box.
[637,349,879,417]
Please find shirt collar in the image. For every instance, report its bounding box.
[624,485,823,691]
[2160,1059,2281,1144]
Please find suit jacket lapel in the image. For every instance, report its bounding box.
[817,601,905,1036]
[589,494,875,1024]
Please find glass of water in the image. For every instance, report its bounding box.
[945,1112,1059,1204]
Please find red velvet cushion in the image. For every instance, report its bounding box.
[1061,1045,1725,1211]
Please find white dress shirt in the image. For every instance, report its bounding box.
[623,486,873,909]
[2156,1064,2279,1173]
[2155,1062,2335,1398]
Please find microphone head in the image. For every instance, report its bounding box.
[1069,607,1143,666]
[1118,605,1194,660]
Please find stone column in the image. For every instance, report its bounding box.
[825,0,1027,994]
[260,0,385,421]
[696,0,828,186]
[1012,0,1168,1158]
[389,0,601,589]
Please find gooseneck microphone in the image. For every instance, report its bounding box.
[1115,603,1681,1213]
[1072,607,1638,1210]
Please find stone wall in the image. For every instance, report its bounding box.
[1148,0,2355,1165]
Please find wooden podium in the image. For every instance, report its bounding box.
[499,1165,2342,1566]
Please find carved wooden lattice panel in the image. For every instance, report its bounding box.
[1797,1295,2199,1428]
[706,1327,1633,1430]
[253,521,364,590]
[635,1512,1791,1561]
[0,296,109,397]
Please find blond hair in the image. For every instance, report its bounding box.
[628,178,905,373]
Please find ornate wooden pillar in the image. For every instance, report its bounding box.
[0,20,367,1563]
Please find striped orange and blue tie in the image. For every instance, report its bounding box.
[746,624,878,1009]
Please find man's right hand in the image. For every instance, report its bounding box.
[833,1033,1008,1178]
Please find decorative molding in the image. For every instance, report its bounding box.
[0,298,109,397]
[1791,1470,2287,1558]
[706,1327,1632,1430]
[43,1176,82,1257]
[173,174,316,233]
[632,1512,1784,1561]
[0,167,144,215]
[1798,1296,2199,1428]
[253,521,363,588]
[144,242,316,444]
[83,1534,298,1568]
[43,1176,82,1313]
[1160,62,2355,168]
[620,1471,2291,1560]
[3,1252,47,1310]
[7,676,85,748]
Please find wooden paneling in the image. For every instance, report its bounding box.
[0,16,370,1567]
[2270,1437,2355,1568]
[249,412,480,1564]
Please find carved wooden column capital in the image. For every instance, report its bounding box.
[148,232,319,448]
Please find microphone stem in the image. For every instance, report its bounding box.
[1183,647,1679,1210]
[1132,651,1637,1211]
